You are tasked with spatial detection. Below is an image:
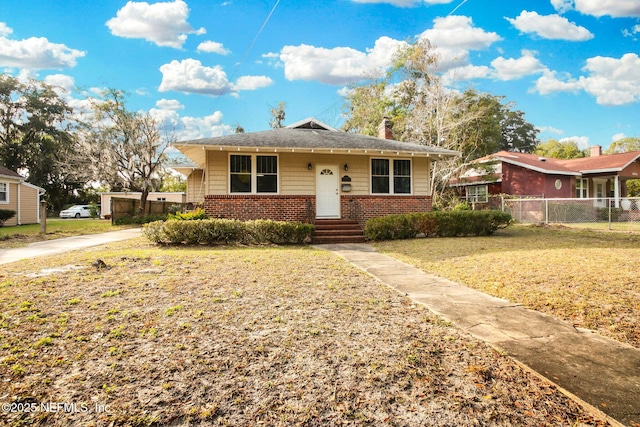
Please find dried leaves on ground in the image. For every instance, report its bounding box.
[0,239,608,426]
[375,224,640,349]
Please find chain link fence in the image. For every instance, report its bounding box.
[489,196,640,228]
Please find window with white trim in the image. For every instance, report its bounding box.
[0,183,7,203]
[576,178,588,198]
[465,185,488,203]
[230,154,278,194]
[371,159,411,194]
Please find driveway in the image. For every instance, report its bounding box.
[0,228,142,265]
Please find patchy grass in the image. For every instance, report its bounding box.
[374,224,640,349]
[0,238,607,426]
[0,219,134,248]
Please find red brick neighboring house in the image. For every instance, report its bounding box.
[173,118,458,226]
[450,147,640,207]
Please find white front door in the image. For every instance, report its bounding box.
[316,165,340,218]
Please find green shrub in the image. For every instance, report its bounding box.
[168,207,208,221]
[365,210,512,241]
[114,213,168,225]
[0,209,16,227]
[142,218,314,245]
[88,202,100,219]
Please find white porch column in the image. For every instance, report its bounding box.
[614,175,620,208]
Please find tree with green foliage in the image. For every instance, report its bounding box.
[0,74,81,211]
[604,137,640,154]
[341,39,539,196]
[604,137,640,196]
[534,139,587,159]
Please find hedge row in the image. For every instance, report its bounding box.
[143,218,315,245]
[364,210,513,241]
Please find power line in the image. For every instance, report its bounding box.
[448,0,468,15]
[226,0,281,90]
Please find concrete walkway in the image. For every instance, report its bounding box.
[318,243,640,427]
[0,228,142,265]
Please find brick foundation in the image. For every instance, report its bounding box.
[341,195,432,228]
[204,194,432,226]
[204,195,316,223]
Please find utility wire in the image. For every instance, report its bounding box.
[225,0,282,93]
[448,0,468,15]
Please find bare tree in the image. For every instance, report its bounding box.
[77,89,172,212]
[269,101,286,129]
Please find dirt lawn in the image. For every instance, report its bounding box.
[0,238,608,426]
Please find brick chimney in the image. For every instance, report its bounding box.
[590,145,602,157]
[378,117,393,140]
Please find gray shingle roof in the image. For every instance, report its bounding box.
[0,166,22,179]
[176,128,459,157]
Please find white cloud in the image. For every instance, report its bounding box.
[350,0,454,6]
[533,53,640,105]
[106,0,205,49]
[278,36,406,85]
[233,75,273,91]
[534,69,582,95]
[149,106,232,140]
[623,24,640,38]
[0,24,85,70]
[506,10,593,41]
[442,64,493,84]
[573,0,640,18]
[0,22,12,37]
[579,53,640,105]
[155,98,184,110]
[612,133,626,142]
[419,16,502,70]
[43,74,75,92]
[560,136,589,149]
[538,126,564,135]
[421,16,501,51]
[158,58,272,96]
[491,51,546,80]
[159,59,230,95]
[550,0,574,13]
[197,40,230,55]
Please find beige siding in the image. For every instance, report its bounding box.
[1,182,19,226]
[204,150,432,197]
[186,170,205,203]
[413,157,431,196]
[207,151,228,195]
[18,184,39,224]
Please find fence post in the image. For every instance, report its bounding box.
[545,199,549,224]
[39,200,47,234]
[608,200,612,230]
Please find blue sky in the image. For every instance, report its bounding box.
[1,0,639,151]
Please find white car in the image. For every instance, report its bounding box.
[60,205,91,219]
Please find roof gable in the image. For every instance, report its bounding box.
[286,117,337,131]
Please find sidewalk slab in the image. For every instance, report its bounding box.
[0,228,142,265]
[318,243,640,427]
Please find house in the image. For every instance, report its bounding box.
[99,192,187,219]
[0,166,45,226]
[450,146,640,208]
[172,118,458,227]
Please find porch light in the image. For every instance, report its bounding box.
[344,164,349,171]
[308,163,313,170]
